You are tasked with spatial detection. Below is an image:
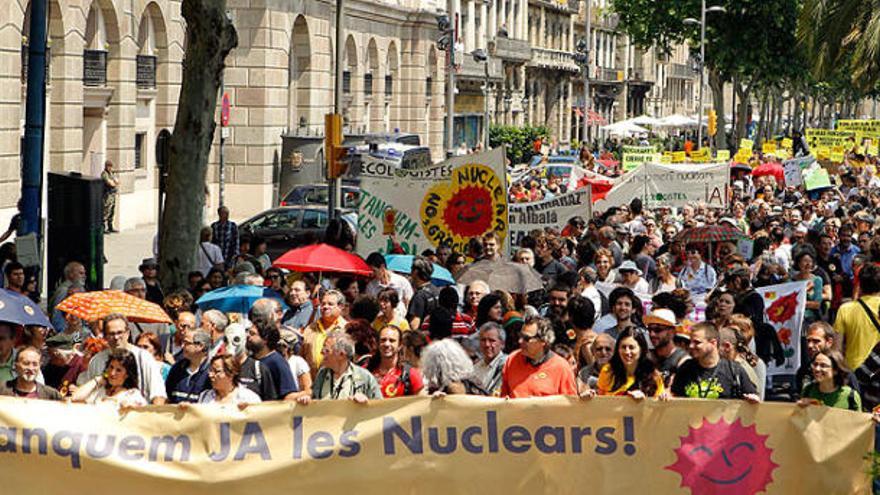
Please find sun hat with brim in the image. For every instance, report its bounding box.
[45,332,76,350]
[643,309,677,328]
[617,260,642,276]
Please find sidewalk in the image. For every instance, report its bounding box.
[103,224,158,282]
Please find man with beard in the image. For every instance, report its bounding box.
[766,218,792,273]
[247,299,299,400]
[540,284,570,321]
[368,325,424,398]
[646,309,689,387]
[0,347,62,400]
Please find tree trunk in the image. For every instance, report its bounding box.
[735,81,753,145]
[159,0,238,292]
[708,69,728,151]
[756,90,768,146]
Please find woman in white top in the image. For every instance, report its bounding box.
[198,354,262,406]
[71,348,148,408]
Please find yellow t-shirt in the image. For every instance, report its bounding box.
[835,295,880,370]
[596,363,665,397]
[371,314,411,333]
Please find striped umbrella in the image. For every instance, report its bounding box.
[674,224,749,245]
[56,290,172,324]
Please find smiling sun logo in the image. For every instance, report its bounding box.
[666,418,777,495]
[421,164,507,252]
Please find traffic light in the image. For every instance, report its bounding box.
[325,113,348,180]
[708,109,717,137]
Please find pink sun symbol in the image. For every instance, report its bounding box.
[666,418,778,495]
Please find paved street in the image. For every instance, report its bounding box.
[103,224,158,282]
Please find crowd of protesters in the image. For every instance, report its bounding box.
[2,137,880,437]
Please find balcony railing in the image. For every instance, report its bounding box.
[343,70,351,94]
[83,49,107,86]
[136,55,156,89]
[530,47,579,73]
[364,73,373,96]
[385,75,393,97]
[668,62,696,79]
[594,66,623,83]
[493,37,531,63]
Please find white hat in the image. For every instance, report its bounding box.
[643,309,677,328]
[617,260,643,276]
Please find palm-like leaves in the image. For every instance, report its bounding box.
[798,0,880,90]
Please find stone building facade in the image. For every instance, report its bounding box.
[0,0,699,232]
[1,0,448,230]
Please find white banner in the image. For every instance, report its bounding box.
[509,188,591,246]
[594,162,729,211]
[356,148,508,256]
[755,280,808,376]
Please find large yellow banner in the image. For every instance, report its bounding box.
[0,396,872,494]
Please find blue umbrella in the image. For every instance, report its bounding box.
[385,255,455,286]
[196,285,288,314]
[0,288,51,328]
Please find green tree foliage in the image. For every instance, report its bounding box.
[489,125,550,165]
[799,0,880,91]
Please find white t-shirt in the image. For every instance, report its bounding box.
[198,386,262,405]
[197,241,224,276]
[287,355,310,381]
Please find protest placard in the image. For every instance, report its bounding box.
[756,281,808,376]
[509,189,591,246]
[594,162,729,211]
[357,148,508,256]
[622,146,660,172]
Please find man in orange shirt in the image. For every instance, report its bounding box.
[501,316,577,398]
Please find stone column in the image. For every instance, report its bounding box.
[507,0,514,39]
[489,0,497,39]
[518,0,527,39]
[479,0,487,49]
[499,0,507,35]
[466,0,476,52]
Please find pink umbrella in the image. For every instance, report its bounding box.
[273,243,373,276]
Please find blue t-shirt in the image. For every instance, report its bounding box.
[259,351,298,398]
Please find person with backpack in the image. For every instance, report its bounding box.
[798,349,862,412]
[836,263,880,371]
[368,325,424,398]
[407,256,439,330]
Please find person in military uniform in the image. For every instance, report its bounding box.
[101,160,119,233]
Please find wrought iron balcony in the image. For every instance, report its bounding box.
[668,62,696,79]
[530,47,579,73]
[136,55,156,89]
[83,49,107,86]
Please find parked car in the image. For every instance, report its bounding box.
[279,183,360,208]
[239,205,355,260]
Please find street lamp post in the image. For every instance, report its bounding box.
[575,37,590,146]
[684,1,725,149]
[436,9,455,157]
[472,48,490,150]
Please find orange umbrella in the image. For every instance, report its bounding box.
[56,290,172,324]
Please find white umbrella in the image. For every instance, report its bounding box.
[600,120,650,136]
[658,114,699,127]
[630,114,662,126]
